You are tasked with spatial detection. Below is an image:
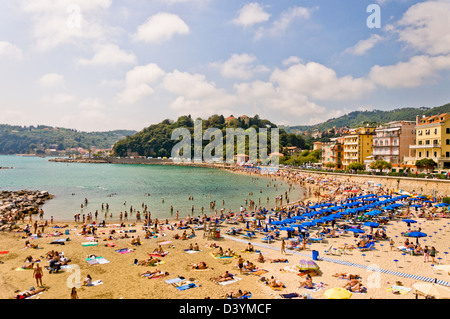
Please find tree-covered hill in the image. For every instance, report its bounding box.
[0,124,136,154]
[112,114,307,158]
[283,102,450,134]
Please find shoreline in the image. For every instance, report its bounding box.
[2,162,450,300]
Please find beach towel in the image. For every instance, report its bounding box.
[386,285,411,295]
[165,277,184,284]
[250,269,268,276]
[106,242,117,247]
[86,256,110,265]
[149,252,168,257]
[209,252,237,259]
[280,293,299,299]
[184,249,201,254]
[115,248,133,254]
[218,276,242,286]
[176,282,198,291]
[157,240,172,245]
[301,283,325,292]
[0,251,9,254]
[82,242,98,247]
[90,279,103,286]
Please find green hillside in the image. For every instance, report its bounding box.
[283,102,450,134]
[0,124,136,154]
[112,114,306,158]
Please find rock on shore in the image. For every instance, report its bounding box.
[0,190,53,231]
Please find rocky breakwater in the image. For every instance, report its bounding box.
[0,190,53,231]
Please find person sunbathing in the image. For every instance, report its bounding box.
[214,247,224,257]
[346,281,366,293]
[211,271,234,283]
[257,252,265,263]
[15,287,46,299]
[140,269,168,278]
[298,274,313,288]
[243,261,256,272]
[152,245,164,254]
[245,243,254,252]
[130,236,141,246]
[24,256,41,263]
[225,289,251,299]
[268,276,284,288]
[269,258,288,263]
[191,261,208,270]
[333,273,360,280]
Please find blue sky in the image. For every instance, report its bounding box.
[0,0,449,131]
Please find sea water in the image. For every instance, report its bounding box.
[0,155,304,222]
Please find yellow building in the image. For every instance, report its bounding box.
[342,127,375,168]
[404,113,450,172]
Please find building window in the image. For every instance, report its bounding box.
[446,128,450,134]
[447,139,450,145]
[419,152,422,158]
[427,151,429,157]
[446,152,450,158]
[418,130,422,136]
[434,152,437,158]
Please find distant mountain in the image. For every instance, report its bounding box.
[0,124,136,154]
[282,102,450,134]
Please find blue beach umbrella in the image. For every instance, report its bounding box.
[347,228,365,234]
[280,227,295,232]
[301,222,316,227]
[363,222,380,228]
[402,219,417,224]
[407,231,427,244]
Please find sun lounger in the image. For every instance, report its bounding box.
[357,242,375,251]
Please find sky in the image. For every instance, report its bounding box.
[1,0,450,132]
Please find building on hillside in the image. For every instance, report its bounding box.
[238,115,250,125]
[313,141,323,151]
[404,113,450,172]
[283,146,301,155]
[225,115,236,124]
[342,126,376,168]
[372,121,416,165]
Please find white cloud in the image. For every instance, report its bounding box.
[234,80,326,117]
[20,0,115,51]
[78,97,105,109]
[38,73,65,88]
[392,0,450,56]
[270,61,375,101]
[162,70,237,117]
[117,63,166,104]
[255,6,315,40]
[345,34,384,56]
[232,2,271,27]
[132,12,189,43]
[0,41,23,60]
[78,44,137,66]
[212,53,269,80]
[43,93,76,104]
[282,56,302,66]
[369,54,450,88]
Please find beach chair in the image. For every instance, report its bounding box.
[261,235,275,244]
[241,231,255,239]
[323,245,334,255]
[357,242,375,251]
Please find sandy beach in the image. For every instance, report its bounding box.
[1,169,450,300]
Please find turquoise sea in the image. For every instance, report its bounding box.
[0,155,304,222]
